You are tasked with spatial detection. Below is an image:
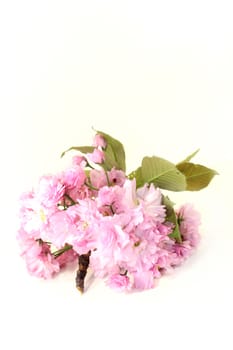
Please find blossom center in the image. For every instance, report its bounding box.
[39,209,47,223]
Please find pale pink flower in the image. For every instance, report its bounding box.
[68,199,101,254]
[158,222,174,236]
[37,175,65,208]
[177,204,201,247]
[137,184,165,222]
[87,148,105,164]
[97,179,137,214]
[89,220,131,277]
[30,248,59,278]
[107,274,131,292]
[18,191,51,238]
[97,185,123,214]
[160,237,194,267]
[56,249,78,268]
[90,168,126,191]
[62,166,86,190]
[169,241,193,266]
[72,155,86,166]
[17,228,41,256]
[98,221,129,254]
[90,169,108,189]
[67,185,91,202]
[111,207,144,234]
[25,245,60,279]
[97,186,117,207]
[17,230,60,279]
[121,179,138,209]
[173,242,192,259]
[133,270,154,290]
[93,134,107,148]
[108,168,126,186]
[43,209,78,248]
[156,251,171,269]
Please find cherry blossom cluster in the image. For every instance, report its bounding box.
[17,131,207,293]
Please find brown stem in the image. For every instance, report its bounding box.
[75,251,91,293]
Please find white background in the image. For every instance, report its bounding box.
[0,1,233,349]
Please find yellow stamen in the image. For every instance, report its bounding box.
[82,222,89,229]
[39,209,47,223]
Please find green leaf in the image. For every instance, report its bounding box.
[162,195,175,209]
[162,195,182,243]
[176,162,218,191]
[169,223,182,243]
[141,156,187,191]
[97,130,126,171]
[178,148,200,164]
[101,145,119,171]
[61,146,95,158]
[128,167,144,188]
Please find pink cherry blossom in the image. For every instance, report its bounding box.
[96,179,137,215]
[107,274,131,292]
[18,191,51,238]
[37,175,65,208]
[72,155,87,166]
[93,134,107,148]
[26,243,60,279]
[177,204,201,247]
[108,168,126,186]
[17,131,204,293]
[61,166,86,190]
[17,230,60,279]
[89,169,108,189]
[67,199,101,254]
[137,184,166,222]
[121,179,138,209]
[42,209,78,249]
[87,148,105,164]
[133,270,154,290]
[56,248,78,268]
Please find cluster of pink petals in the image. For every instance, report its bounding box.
[17,141,201,292]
